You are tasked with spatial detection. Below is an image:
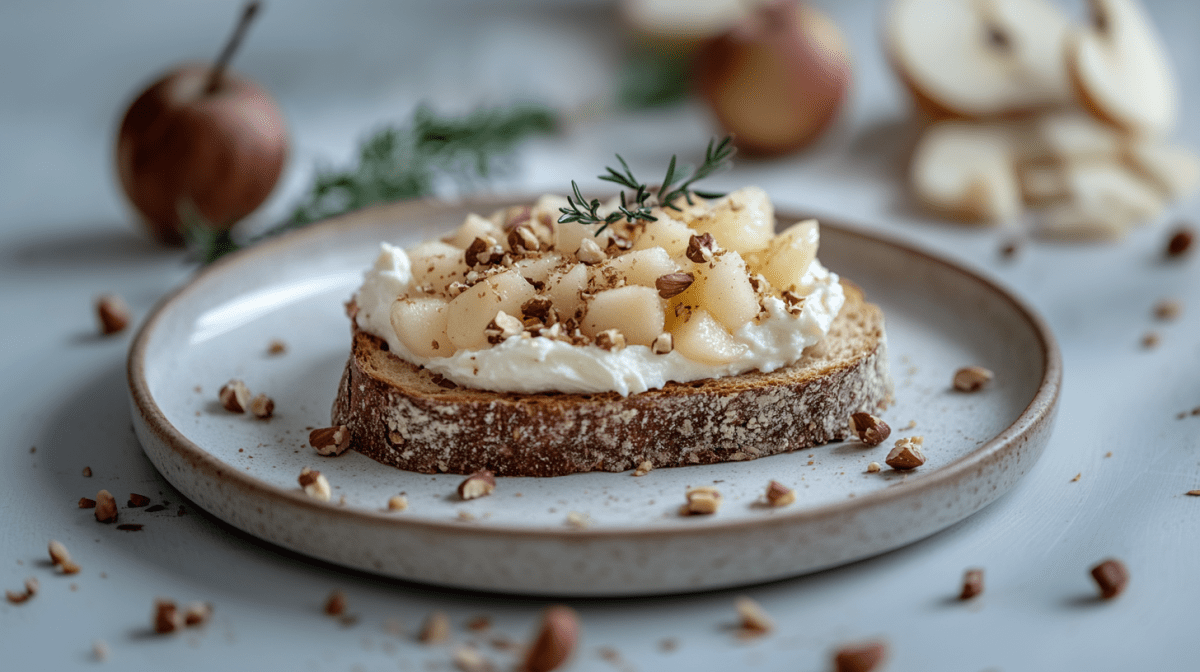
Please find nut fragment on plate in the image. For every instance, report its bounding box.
[960,568,984,600]
[154,599,182,634]
[681,486,722,515]
[764,480,795,507]
[458,470,497,501]
[1166,226,1194,257]
[1091,558,1129,599]
[298,468,332,502]
[886,437,926,470]
[310,425,352,456]
[866,462,881,473]
[522,605,579,672]
[267,339,287,355]
[184,601,213,626]
[1141,332,1160,349]
[78,497,96,509]
[91,640,108,661]
[128,492,150,507]
[565,511,590,529]
[735,596,773,635]
[48,540,81,575]
[387,495,408,511]
[1154,299,1181,320]
[418,610,451,644]
[96,293,131,335]
[834,640,887,672]
[5,577,38,604]
[633,460,654,477]
[218,379,251,413]
[850,412,891,446]
[249,393,274,419]
[324,590,347,616]
[952,366,993,392]
[95,489,118,523]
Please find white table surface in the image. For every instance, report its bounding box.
[3,1,1198,669]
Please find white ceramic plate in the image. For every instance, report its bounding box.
[128,198,1060,597]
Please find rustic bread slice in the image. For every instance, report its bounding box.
[332,282,892,477]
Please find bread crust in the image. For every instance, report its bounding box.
[333,285,892,477]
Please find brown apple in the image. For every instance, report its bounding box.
[115,3,287,245]
[693,0,851,156]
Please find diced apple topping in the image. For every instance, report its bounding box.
[672,309,749,365]
[689,186,775,253]
[582,286,665,347]
[391,297,452,357]
[445,269,537,351]
[388,187,829,365]
[747,219,819,292]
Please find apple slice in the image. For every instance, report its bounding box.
[885,0,1072,118]
[910,121,1022,223]
[1069,0,1176,138]
[1034,161,1164,241]
[1124,141,1200,199]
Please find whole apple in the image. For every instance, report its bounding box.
[693,0,851,156]
[116,63,287,245]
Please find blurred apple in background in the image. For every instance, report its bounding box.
[115,2,287,246]
[692,0,852,156]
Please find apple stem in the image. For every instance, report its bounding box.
[205,1,262,94]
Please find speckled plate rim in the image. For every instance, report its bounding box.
[128,197,1061,543]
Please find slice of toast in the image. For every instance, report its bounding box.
[332,282,892,477]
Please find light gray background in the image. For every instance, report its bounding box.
[2,1,1198,669]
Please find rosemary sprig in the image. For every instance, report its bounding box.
[184,103,556,264]
[558,135,736,236]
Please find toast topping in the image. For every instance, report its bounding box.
[354,189,845,395]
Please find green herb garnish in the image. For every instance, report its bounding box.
[185,103,556,263]
[558,135,735,236]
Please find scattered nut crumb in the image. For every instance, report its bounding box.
[457,510,476,522]
[78,497,96,509]
[999,239,1020,259]
[309,425,351,457]
[298,468,331,502]
[92,640,108,661]
[565,511,590,529]
[154,599,181,634]
[466,615,492,632]
[96,294,131,335]
[81,466,92,477]
[1166,226,1194,258]
[903,420,916,430]
[1091,558,1129,599]
[458,470,496,501]
[95,489,118,523]
[1105,452,1113,458]
[48,540,80,574]
[885,437,925,470]
[655,272,695,299]
[267,339,287,355]
[523,606,579,672]
[735,596,773,636]
[117,524,143,532]
[249,393,274,419]
[960,568,984,600]
[834,640,888,672]
[681,486,722,515]
[387,495,408,511]
[324,590,347,616]
[866,462,881,473]
[764,480,795,507]
[633,460,654,477]
[1070,473,1081,482]
[6,577,38,604]
[418,611,451,644]
[953,366,993,392]
[453,645,493,672]
[128,493,150,507]
[659,638,678,652]
[1187,490,1200,496]
[651,333,673,355]
[218,379,251,413]
[1141,332,1160,349]
[1154,299,1181,321]
[184,601,213,626]
[850,413,891,446]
